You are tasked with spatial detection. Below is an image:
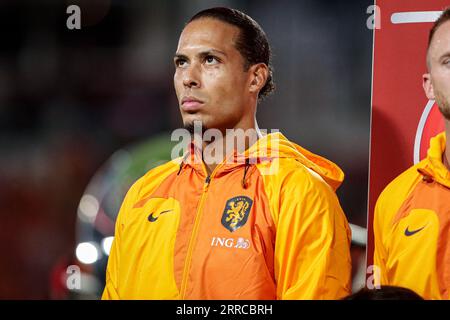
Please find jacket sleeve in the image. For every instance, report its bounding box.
[273,169,352,300]
[373,195,388,287]
[101,179,141,300]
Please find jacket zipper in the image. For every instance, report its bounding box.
[179,166,217,299]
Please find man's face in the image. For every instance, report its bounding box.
[424,20,450,120]
[174,18,253,133]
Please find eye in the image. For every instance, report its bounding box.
[174,58,187,68]
[205,55,219,65]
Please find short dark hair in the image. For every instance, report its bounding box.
[428,7,450,48]
[343,286,424,300]
[189,7,274,100]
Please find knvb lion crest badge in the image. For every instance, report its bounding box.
[221,196,253,232]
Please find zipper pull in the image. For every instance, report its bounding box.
[203,175,211,191]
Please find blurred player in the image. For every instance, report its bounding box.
[374,8,450,299]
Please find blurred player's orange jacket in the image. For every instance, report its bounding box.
[102,132,351,299]
[374,132,450,299]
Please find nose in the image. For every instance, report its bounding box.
[183,64,201,88]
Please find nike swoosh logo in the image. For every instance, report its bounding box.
[404,226,426,236]
[148,209,173,222]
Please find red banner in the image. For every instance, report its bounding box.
[367,0,447,268]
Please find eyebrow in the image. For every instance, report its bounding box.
[174,49,227,61]
[438,51,450,60]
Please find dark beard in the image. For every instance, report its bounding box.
[184,121,208,135]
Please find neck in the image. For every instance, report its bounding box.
[445,120,450,170]
[202,117,261,176]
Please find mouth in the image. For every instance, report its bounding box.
[181,96,204,112]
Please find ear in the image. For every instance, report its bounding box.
[422,73,435,100]
[248,63,269,95]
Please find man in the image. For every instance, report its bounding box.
[373,8,450,300]
[102,7,351,300]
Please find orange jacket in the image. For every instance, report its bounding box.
[102,132,351,299]
[374,132,450,299]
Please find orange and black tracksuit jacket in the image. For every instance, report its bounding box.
[374,132,450,299]
[102,132,352,299]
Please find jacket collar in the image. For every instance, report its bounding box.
[417,132,450,188]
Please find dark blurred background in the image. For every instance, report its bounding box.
[0,0,373,299]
